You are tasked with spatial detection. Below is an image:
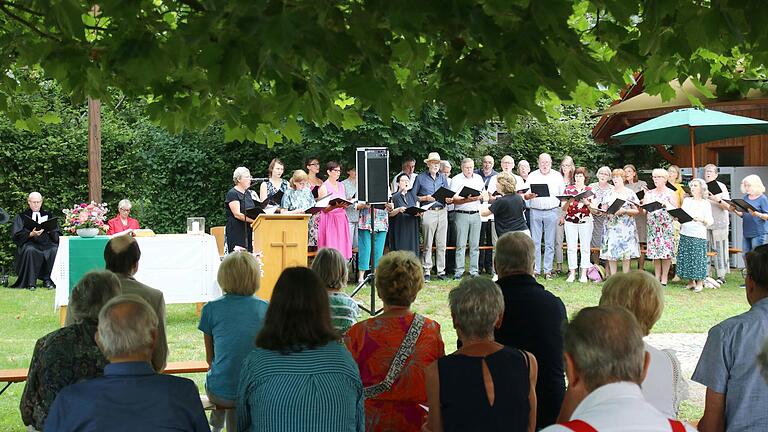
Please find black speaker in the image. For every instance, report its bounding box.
[356,147,390,204]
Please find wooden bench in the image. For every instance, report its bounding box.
[0,360,209,396]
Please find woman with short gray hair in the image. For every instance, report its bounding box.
[225,166,258,253]
[107,198,140,235]
[425,278,538,432]
[20,271,121,430]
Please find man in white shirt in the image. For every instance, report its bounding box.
[391,157,417,192]
[475,155,498,274]
[703,164,731,284]
[450,158,486,279]
[527,153,565,279]
[542,306,696,432]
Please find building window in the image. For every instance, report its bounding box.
[716,147,744,167]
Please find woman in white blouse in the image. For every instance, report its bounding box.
[598,271,688,418]
[675,179,713,293]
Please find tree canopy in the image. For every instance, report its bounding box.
[2,0,767,143]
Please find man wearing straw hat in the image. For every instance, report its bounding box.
[410,152,451,281]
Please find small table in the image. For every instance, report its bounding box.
[52,234,222,319]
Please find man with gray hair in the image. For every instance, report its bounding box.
[542,306,695,431]
[493,232,567,428]
[20,271,121,431]
[527,153,565,279]
[10,192,61,290]
[703,163,731,284]
[45,295,209,431]
[693,244,768,432]
[450,158,487,279]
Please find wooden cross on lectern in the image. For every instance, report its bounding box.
[271,231,298,268]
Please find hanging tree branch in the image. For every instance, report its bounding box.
[0,1,44,17]
[0,5,62,42]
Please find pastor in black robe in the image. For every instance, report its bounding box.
[11,209,61,288]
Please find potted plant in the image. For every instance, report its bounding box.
[62,202,109,237]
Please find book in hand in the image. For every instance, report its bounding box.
[516,187,530,194]
[635,189,646,201]
[665,181,678,192]
[403,206,427,216]
[431,186,455,203]
[458,186,481,198]
[267,190,284,206]
[556,195,572,201]
[529,183,550,197]
[605,199,625,215]
[640,201,665,213]
[562,190,595,201]
[706,181,724,195]
[243,206,265,219]
[667,208,693,223]
[681,185,691,196]
[307,196,355,214]
[727,198,758,213]
[22,215,58,232]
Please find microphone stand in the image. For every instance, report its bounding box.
[350,272,381,316]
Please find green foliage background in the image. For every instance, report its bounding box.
[0,86,661,272]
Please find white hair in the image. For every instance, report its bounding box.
[233,166,250,185]
[688,178,709,199]
[118,199,132,210]
[742,174,766,195]
[98,295,158,359]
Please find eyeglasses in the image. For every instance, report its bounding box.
[308,163,319,166]
[330,168,341,172]
[741,268,749,280]
[120,208,131,213]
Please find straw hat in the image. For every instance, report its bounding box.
[424,152,442,164]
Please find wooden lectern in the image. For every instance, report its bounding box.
[251,214,310,300]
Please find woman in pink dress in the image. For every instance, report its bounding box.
[317,161,353,259]
[107,199,140,235]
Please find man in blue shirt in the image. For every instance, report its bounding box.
[410,152,451,280]
[45,295,210,432]
[693,244,768,432]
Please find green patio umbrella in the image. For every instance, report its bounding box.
[611,108,768,170]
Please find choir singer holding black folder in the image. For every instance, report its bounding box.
[449,158,487,279]
[224,167,258,254]
[11,192,61,290]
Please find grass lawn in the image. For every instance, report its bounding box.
[0,270,749,429]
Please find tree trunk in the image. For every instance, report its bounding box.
[88,97,102,202]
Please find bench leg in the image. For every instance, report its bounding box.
[0,382,12,396]
[59,306,68,327]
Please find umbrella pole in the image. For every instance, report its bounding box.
[690,127,696,174]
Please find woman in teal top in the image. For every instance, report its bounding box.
[198,252,268,432]
[237,267,365,432]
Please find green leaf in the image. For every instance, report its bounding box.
[283,116,302,142]
[341,110,364,130]
[41,112,62,124]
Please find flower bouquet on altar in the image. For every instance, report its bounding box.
[62,201,109,237]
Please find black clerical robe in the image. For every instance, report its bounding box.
[11,209,60,288]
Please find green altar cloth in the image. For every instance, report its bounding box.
[68,236,109,293]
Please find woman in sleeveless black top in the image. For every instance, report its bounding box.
[425,278,538,432]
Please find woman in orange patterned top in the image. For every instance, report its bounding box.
[345,251,445,432]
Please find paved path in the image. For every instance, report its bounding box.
[645,333,708,407]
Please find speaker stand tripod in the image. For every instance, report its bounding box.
[350,272,382,316]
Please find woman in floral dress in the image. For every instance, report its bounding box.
[588,166,613,264]
[643,168,678,286]
[599,168,640,275]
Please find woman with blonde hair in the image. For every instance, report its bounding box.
[281,170,316,215]
[732,174,768,253]
[345,251,445,431]
[643,168,677,286]
[624,164,648,245]
[589,166,613,261]
[598,271,688,418]
[481,171,529,237]
[199,252,269,432]
[597,168,640,275]
[311,247,360,334]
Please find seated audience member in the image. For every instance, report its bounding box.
[44,295,210,431]
[11,192,61,290]
[761,338,768,384]
[20,271,121,431]
[345,251,445,432]
[92,235,167,371]
[198,252,268,432]
[541,307,696,431]
[425,277,538,432]
[311,247,360,334]
[693,244,768,432]
[598,271,688,418]
[238,267,363,431]
[107,199,140,235]
[493,232,566,428]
